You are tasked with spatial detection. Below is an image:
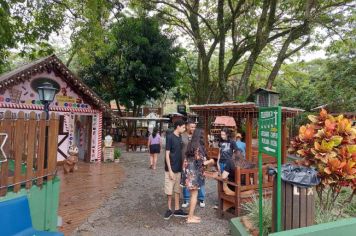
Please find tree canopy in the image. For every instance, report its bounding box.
[133,0,355,103]
[79,16,181,116]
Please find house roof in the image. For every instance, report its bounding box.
[254,88,280,94]
[0,55,113,115]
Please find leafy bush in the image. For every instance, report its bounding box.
[114,148,121,159]
[289,109,356,210]
[315,187,356,224]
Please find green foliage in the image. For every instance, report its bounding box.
[79,16,181,112]
[114,148,121,159]
[0,1,124,72]
[242,195,272,236]
[276,44,356,112]
[0,0,66,72]
[315,187,356,224]
[134,0,355,103]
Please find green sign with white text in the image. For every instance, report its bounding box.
[258,106,282,235]
[258,107,281,157]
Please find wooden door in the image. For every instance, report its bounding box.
[84,116,92,162]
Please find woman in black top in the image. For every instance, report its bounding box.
[217,127,238,174]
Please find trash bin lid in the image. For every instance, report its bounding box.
[269,164,320,188]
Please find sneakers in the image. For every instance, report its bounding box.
[164,209,173,220]
[164,209,188,219]
[173,209,188,218]
[182,200,205,208]
[182,201,189,208]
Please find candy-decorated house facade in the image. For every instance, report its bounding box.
[0,55,112,162]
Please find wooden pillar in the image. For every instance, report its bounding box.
[282,118,288,164]
[204,113,209,148]
[246,114,253,161]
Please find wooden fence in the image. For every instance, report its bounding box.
[0,110,59,196]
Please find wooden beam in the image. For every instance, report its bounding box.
[282,119,288,164]
[246,114,253,161]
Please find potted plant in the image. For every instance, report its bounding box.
[289,109,356,212]
[114,148,121,163]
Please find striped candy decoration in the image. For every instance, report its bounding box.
[0,103,97,113]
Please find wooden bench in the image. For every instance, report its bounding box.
[127,137,148,151]
[217,165,274,218]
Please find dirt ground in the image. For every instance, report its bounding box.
[72,150,230,236]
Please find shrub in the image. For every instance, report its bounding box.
[114,148,121,159]
[242,194,272,236]
[289,109,356,211]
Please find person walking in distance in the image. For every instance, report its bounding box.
[148,127,161,170]
[164,120,188,220]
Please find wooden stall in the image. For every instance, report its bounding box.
[190,102,303,164]
[118,117,169,151]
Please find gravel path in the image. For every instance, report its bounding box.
[72,151,230,236]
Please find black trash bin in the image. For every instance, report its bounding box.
[269,164,320,231]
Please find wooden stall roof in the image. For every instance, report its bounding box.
[119,117,170,121]
[190,102,304,118]
[0,54,115,117]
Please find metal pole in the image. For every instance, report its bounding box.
[258,152,263,236]
[276,106,282,231]
[44,101,50,168]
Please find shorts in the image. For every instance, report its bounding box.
[164,172,181,195]
[149,144,160,154]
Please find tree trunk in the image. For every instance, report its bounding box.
[236,50,259,97]
[217,0,226,101]
[266,27,310,89]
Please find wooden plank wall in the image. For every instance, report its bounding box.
[0,110,59,196]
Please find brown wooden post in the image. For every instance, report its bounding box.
[47,113,59,181]
[204,113,209,148]
[245,114,253,161]
[13,111,25,192]
[282,118,287,164]
[159,121,162,134]
[26,112,37,189]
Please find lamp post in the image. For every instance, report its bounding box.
[36,82,58,120]
[36,82,58,168]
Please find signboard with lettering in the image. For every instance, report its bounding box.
[258,106,282,234]
[258,107,281,157]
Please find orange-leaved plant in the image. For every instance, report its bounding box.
[289,109,356,210]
